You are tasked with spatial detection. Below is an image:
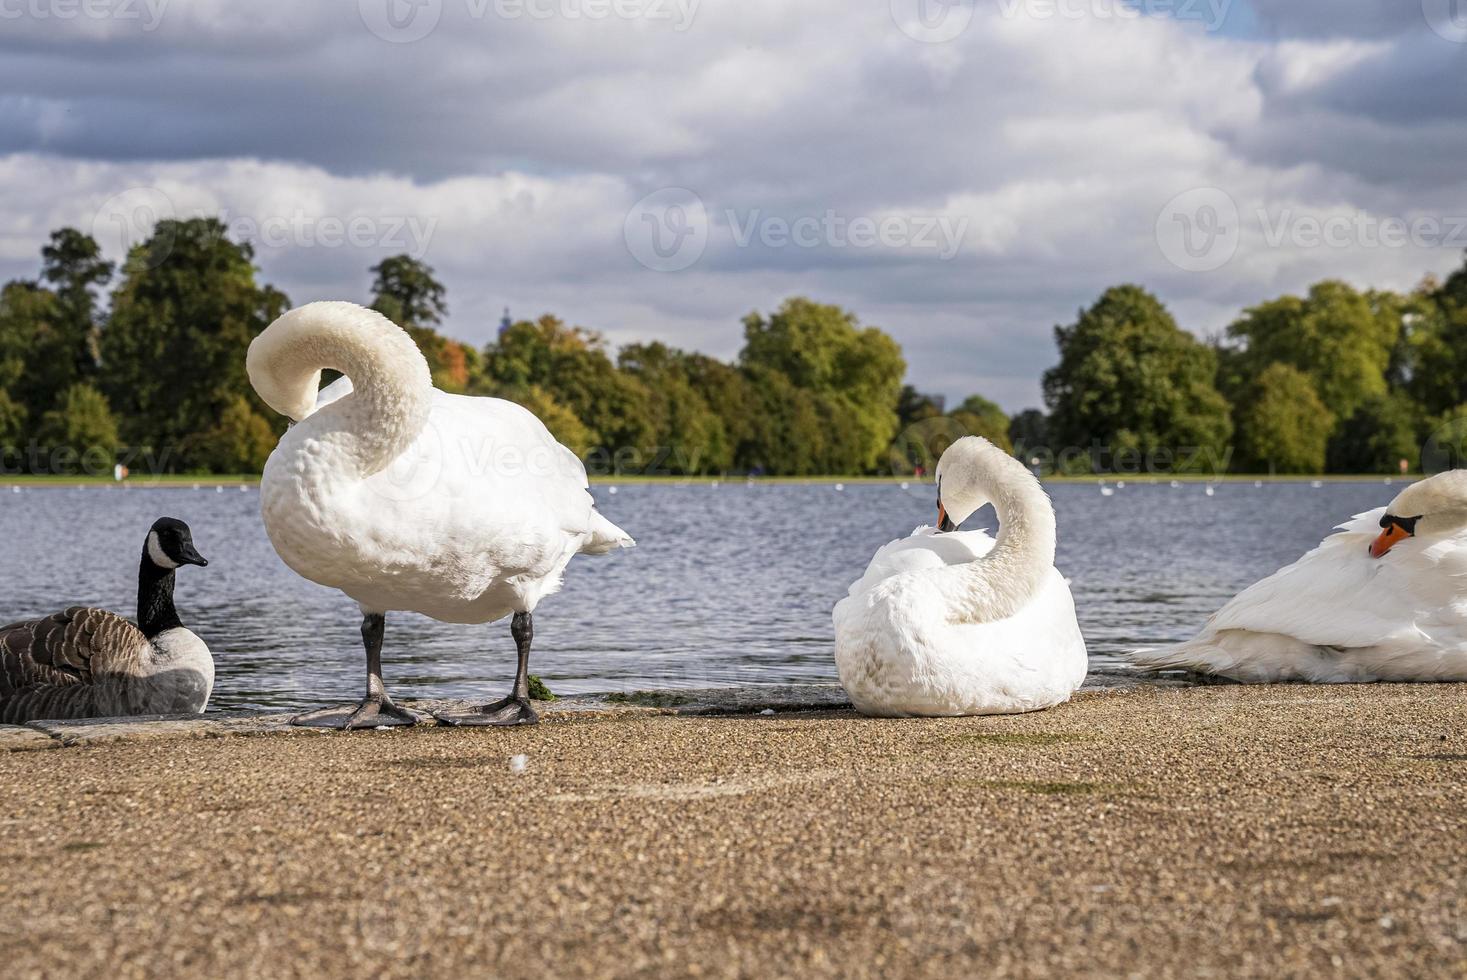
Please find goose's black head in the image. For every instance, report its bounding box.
[145,518,209,571]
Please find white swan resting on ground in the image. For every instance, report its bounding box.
[1129,471,1467,682]
[833,436,1088,716]
[0,518,212,722]
[247,301,634,729]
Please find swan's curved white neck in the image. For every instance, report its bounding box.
[247,301,433,476]
[934,447,1056,623]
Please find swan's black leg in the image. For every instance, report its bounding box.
[293,613,423,729]
[434,611,540,727]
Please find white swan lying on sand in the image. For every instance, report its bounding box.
[834,436,1088,716]
[1130,471,1467,682]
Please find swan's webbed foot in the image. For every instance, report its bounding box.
[434,696,540,727]
[292,696,423,730]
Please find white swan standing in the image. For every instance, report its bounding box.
[247,301,634,729]
[1130,471,1467,682]
[834,436,1088,716]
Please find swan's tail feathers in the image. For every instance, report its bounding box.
[1127,641,1228,675]
[582,510,635,555]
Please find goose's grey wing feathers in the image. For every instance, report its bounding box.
[0,607,149,723]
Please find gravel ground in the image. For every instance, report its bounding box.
[1,683,1464,979]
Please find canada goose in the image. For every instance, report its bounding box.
[834,436,1088,716]
[247,301,634,729]
[0,518,213,723]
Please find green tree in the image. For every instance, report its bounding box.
[41,228,113,381]
[1399,256,1467,415]
[100,218,288,472]
[1236,363,1334,474]
[1043,286,1232,472]
[37,383,119,474]
[194,395,277,474]
[1327,393,1420,474]
[1008,409,1049,457]
[0,281,59,424]
[368,255,447,329]
[740,298,905,472]
[366,255,472,392]
[896,385,943,428]
[951,394,1012,453]
[480,315,653,469]
[1224,281,1402,422]
[619,342,731,474]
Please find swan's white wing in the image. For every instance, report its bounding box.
[1134,507,1467,680]
[847,527,995,598]
[1205,508,1467,648]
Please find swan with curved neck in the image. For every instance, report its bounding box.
[249,301,634,729]
[834,436,1087,717]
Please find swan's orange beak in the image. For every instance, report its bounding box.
[937,503,956,533]
[1370,523,1411,558]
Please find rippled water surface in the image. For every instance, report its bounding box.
[0,479,1398,710]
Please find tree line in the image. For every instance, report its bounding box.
[1,217,1465,477]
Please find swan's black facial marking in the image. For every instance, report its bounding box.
[1379,514,1420,535]
[1370,513,1420,558]
[936,479,957,533]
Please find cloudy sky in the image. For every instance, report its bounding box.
[2,0,1464,410]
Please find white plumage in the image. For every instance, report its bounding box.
[833,437,1088,716]
[248,301,633,727]
[1130,472,1467,682]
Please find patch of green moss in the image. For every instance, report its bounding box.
[604,691,693,708]
[527,675,557,702]
[948,732,1083,748]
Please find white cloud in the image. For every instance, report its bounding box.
[0,0,1462,410]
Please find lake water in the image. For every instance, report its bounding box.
[0,479,1399,711]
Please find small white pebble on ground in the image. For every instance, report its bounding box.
[510,754,529,774]
[760,709,775,716]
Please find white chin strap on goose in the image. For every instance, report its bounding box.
[146,531,180,569]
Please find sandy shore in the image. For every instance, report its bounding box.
[2,683,1464,978]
